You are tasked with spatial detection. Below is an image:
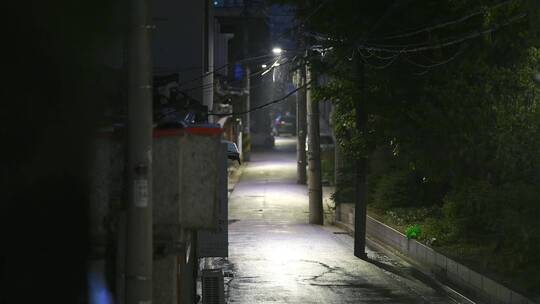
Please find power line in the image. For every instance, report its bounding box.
[302,0,332,24]
[189,50,321,96]
[356,49,402,69]
[155,53,281,89]
[363,49,400,60]
[357,13,527,54]
[209,79,313,117]
[374,0,515,41]
[269,0,333,49]
[402,44,469,69]
[300,0,518,55]
[179,55,297,95]
[346,12,523,72]
[208,40,359,117]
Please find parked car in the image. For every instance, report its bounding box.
[306,133,335,152]
[273,115,296,136]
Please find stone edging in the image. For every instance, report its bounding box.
[335,213,537,304]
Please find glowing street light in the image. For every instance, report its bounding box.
[272,47,283,55]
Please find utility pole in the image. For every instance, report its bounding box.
[353,59,368,259]
[242,0,251,161]
[333,118,344,222]
[306,59,324,225]
[126,0,153,301]
[296,53,307,185]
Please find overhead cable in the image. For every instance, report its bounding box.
[357,13,527,54]
[374,0,515,41]
[209,79,313,117]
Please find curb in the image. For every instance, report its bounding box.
[335,220,476,304]
[335,216,537,304]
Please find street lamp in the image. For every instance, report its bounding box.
[272,47,283,55]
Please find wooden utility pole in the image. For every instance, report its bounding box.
[307,60,324,225]
[333,131,344,221]
[126,0,154,301]
[242,0,251,161]
[353,59,368,259]
[296,54,308,185]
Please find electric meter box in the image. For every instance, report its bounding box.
[90,127,223,245]
[153,129,222,233]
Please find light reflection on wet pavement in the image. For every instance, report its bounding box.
[224,137,456,303]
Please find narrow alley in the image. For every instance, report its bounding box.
[225,137,458,304]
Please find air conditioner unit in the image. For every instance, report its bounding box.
[201,269,225,304]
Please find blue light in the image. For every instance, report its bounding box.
[88,270,114,304]
[234,63,244,81]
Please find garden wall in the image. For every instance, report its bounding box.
[336,203,537,304]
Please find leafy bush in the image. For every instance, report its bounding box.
[442,180,498,239]
[321,150,335,186]
[442,180,540,264]
[384,206,439,226]
[405,224,422,239]
[420,217,453,244]
[372,170,420,209]
[495,183,540,266]
[332,163,356,204]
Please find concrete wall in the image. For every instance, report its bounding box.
[336,203,537,304]
[152,0,214,110]
[153,133,221,235]
[198,143,229,258]
[153,255,177,304]
[91,133,221,242]
[90,131,223,303]
[214,22,234,78]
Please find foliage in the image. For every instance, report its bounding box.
[372,170,420,209]
[320,150,335,185]
[405,224,422,239]
[331,164,355,204]
[276,0,540,295]
[442,180,499,239]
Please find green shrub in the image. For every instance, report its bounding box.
[442,180,498,239]
[406,224,422,239]
[321,150,335,185]
[384,206,439,226]
[420,217,453,244]
[332,164,356,204]
[372,170,420,209]
[495,182,540,266]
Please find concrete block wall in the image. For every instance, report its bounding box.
[90,131,223,304]
[336,203,537,304]
[91,132,221,242]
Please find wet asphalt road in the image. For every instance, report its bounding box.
[225,137,456,304]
